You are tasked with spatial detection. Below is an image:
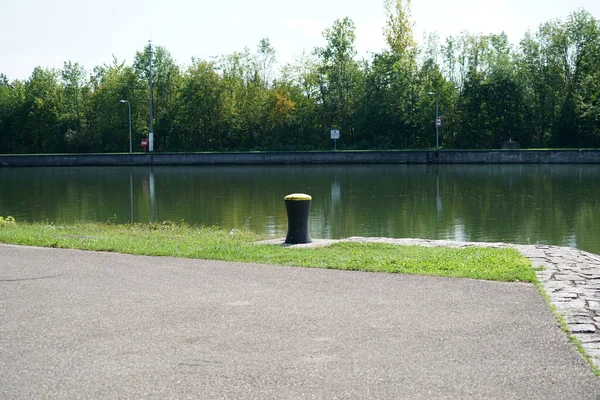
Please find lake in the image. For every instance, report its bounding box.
[1,164,598,254]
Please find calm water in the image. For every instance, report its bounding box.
[1,164,599,254]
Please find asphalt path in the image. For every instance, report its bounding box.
[1,244,599,399]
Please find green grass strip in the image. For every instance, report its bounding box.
[0,220,535,283]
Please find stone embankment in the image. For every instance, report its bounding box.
[2,149,600,167]
[274,237,600,369]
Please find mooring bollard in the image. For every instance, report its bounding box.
[284,193,312,244]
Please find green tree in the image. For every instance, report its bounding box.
[0,76,26,153]
[134,44,181,151]
[258,38,276,88]
[21,67,62,152]
[359,0,420,149]
[383,0,416,55]
[315,17,363,146]
[554,10,600,147]
[218,48,267,149]
[280,52,324,148]
[176,59,224,150]
[60,61,90,151]
[88,58,146,152]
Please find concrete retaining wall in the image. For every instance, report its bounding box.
[1,150,599,167]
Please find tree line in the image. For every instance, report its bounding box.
[0,1,599,154]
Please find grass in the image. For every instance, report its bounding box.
[0,219,536,283]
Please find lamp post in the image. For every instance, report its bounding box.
[148,40,154,152]
[427,91,439,150]
[120,100,132,154]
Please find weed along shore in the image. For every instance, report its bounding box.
[0,221,534,282]
[1,220,599,373]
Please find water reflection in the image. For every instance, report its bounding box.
[129,170,133,223]
[150,169,155,223]
[436,171,441,227]
[0,164,599,254]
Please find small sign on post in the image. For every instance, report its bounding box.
[141,138,149,152]
[436,118,442,127]
[331,129,340,150]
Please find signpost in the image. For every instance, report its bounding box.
[141,138,149,152]
[436,117,442,127]
[331,129,340,150]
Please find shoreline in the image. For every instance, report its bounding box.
[1,149,600,167]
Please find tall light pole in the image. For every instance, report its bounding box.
[120,100,132,154]
[148,40,154,152]
[427,91,439,150]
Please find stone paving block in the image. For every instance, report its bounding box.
[570,324,597,334]
[544,281,574,291]
[566,316,595,325]
[586,349,600,358]
[566,287,592,295]
[585,342,600,350]
[536,274,554,282]
[530,256,554,263]
[585,301,600,309]
[565,312,594,318]
[573,333,600,344]
[555,293,579,300]
[519,251,547,259]
[535,268,554,275]
[555,266,577,273]
[579,272,600,278]
[530,261,557,270]
[579,272,600,277]
[583,297,600,305]
[554,300,587,310]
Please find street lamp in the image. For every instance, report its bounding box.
[427,91,439,150]
[148,40,154,152]
[120,100,132,154]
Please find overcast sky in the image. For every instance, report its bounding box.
[1,0,598,81]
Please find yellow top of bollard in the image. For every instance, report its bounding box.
[284,193,312,201]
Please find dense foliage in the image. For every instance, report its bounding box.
[1,3,599,153]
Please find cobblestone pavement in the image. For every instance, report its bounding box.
[267,237,600,370]
[515,244,600,369]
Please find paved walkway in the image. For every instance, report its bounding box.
[376,238,600,369]
[267,237,600,369]
[1,243,599,399]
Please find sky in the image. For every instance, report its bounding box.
[1,0,599,82]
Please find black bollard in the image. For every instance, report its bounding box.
[284,193,312,244]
